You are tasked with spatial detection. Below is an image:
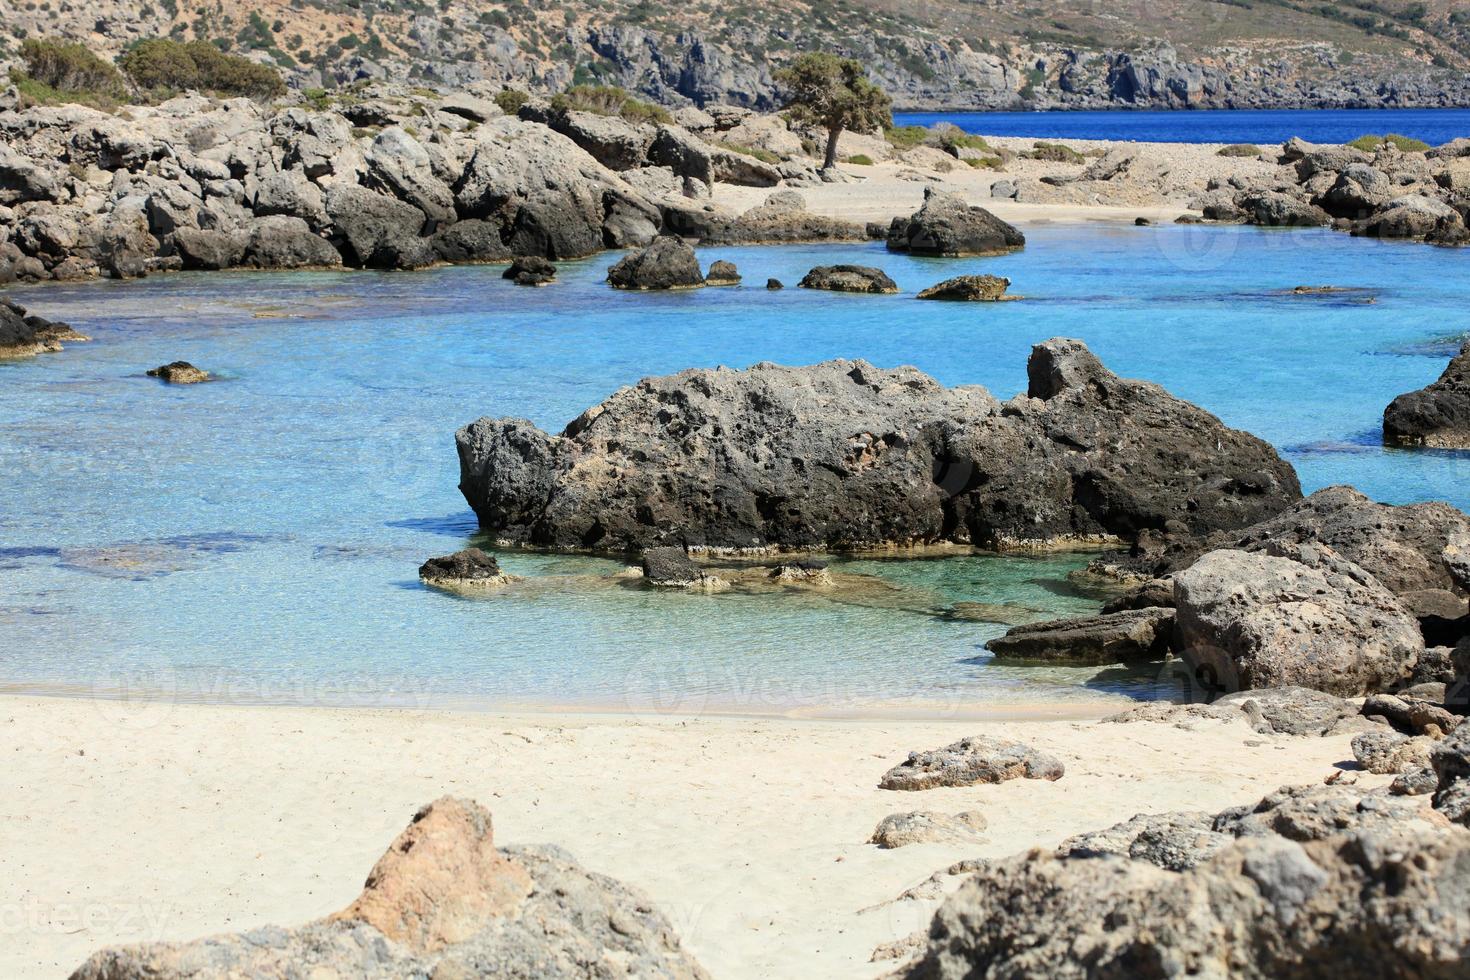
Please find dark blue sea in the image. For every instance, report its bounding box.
[893,107,1470,145]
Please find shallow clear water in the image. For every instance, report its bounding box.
[2,224,1468,713]
[893,107,1470,146]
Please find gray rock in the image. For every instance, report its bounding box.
[419,548,509,587]
[886,188,1025,256]
[365,126,457,224]
[0,298,86,358]
[607,236,705,289]
[241,216,341,269]
[1363,193,1463,239]
[1431,723,1470,824]
[455,339,1300,553]
[985,607,1174,665]
[1361,693,1460,737]
[705,259,740,285]
[146,361,210,384]
[1384,341,1470,449]
[870,811,987,849]
[1174,545,1423,696]
[173,227,246,270]
[1317,163,1394,217]
[797,264,898,293]
[916,275,1013,301]
[879,736,1064,791]
[549,110,655,171]
[252,170,327,228]
[1058,810,1228,870]
[69,797,707,979]
[1392,766,1441,795]
[503,255,556,286]
[326,184,432,270]
[1214,687,1365,736]
[431,219,512,263]
[1239,190,1330,227]
[640,546,702,585]
[1353,730,1435,774]
[692,191,865,244]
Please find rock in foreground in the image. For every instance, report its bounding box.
[886,189,1025,256]
[797,265,899,293]
[419,548,515,590]
[607,236,705,289]
[503,256,557,286]
[879,736,1064,791]
[69,796,707,980]
[455,339,1300,554]
[0,298,87,359]
[1384,341,1470,449]
[985,607,1174,665]
[915,275,1015,301]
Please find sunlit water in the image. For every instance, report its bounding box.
[893,107,1470,146]
[2,224,1467,713]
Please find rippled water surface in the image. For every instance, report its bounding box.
[2,224,1467,712]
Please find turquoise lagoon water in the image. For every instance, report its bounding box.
[1,223,1468,713]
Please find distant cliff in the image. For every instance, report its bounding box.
[4,0,1470,110]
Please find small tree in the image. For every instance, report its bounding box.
[776,53,892,170]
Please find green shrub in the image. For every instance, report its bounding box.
[967,156,1004,170]
[1025,140,1084,163]
[551,84,671,124]
[494,87,530,115]
[119,38,285,99]
[1346,133,1430,153]
[302,85,329,109]
[883,124,929,150]
[714,140,779,163]
[16,38,126,103]
[845,153,874,165]
[1217,143,1262,157]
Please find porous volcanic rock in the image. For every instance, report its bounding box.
[503,255,557,285]
[69,796,708,979]
[0,298,87,358]
[419,548,515,589]
[870,811,988,849]
[797,264,899,293]
[915,275,1014,301]
[879,736,1064,791]
[455,339,1301,554]
[146,361,210,384]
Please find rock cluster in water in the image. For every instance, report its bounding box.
[0,297,87,358]
[1384,340,1470,449]
[69,796,707,979]
[455,338,1299,555]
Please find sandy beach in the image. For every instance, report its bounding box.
[2,693,1372,979]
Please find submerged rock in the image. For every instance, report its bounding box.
[886,189,1025,257]
[1384,341,1470,449]
[607,235,705,289]
[870,811,987,849]
[146,361,210,384]
[455,339,1300,554]
[419,548,515,589]
[70,797,708,979]
[915,275,1014,302]
[797,264,898,293]
[765,278,783,290]
[985,607,1174,665]
[879,736,1064,791]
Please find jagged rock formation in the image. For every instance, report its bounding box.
[454,338,1300,554]
[879,736,1065,790]
[419,548,516,590]
[985,608,1174,664]
[901,779,1470,979]
[146,361,210,384]
[916,275,1014,302]
[798,265,900,294]
[1384,341,1470,449]
[69,796,707,979]
[0,297,87,358]
[886,190,1025,257]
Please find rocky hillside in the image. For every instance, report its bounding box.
[5,0,1470,110]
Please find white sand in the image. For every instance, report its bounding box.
[1,694,1373,978]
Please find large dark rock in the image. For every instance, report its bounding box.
[915,274,1013,301]
[418,548,510,588]
[0,298,87,358]
[797,265,899,293]
[885,188,1025,256]
[606,236,705,289]
[431,219,513,263]
[241,216,342,269]
[69,797,707,979]
[1239,190,1330,227]
[547,110,654,171]
[1362,194,1464,239]
[326,184,433,270]
[985,607,1174,664]
[1384,341,1470,449]
[455,339,1301,553]
[146,361,210,384]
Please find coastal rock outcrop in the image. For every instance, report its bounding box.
[503,255,557,286]
[885,189,1025,257]
[902,786,1470,979]
[690,191,865,245]
[879,736,1064,791]
[797,265,899,294]
[915,275,1013,302]
[606,235,705,289]
[455,340,1301,554]
[1384,341,1470,449]
[69,796,708,979]
[0,298,87,358]
[1173,545,1423,696]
